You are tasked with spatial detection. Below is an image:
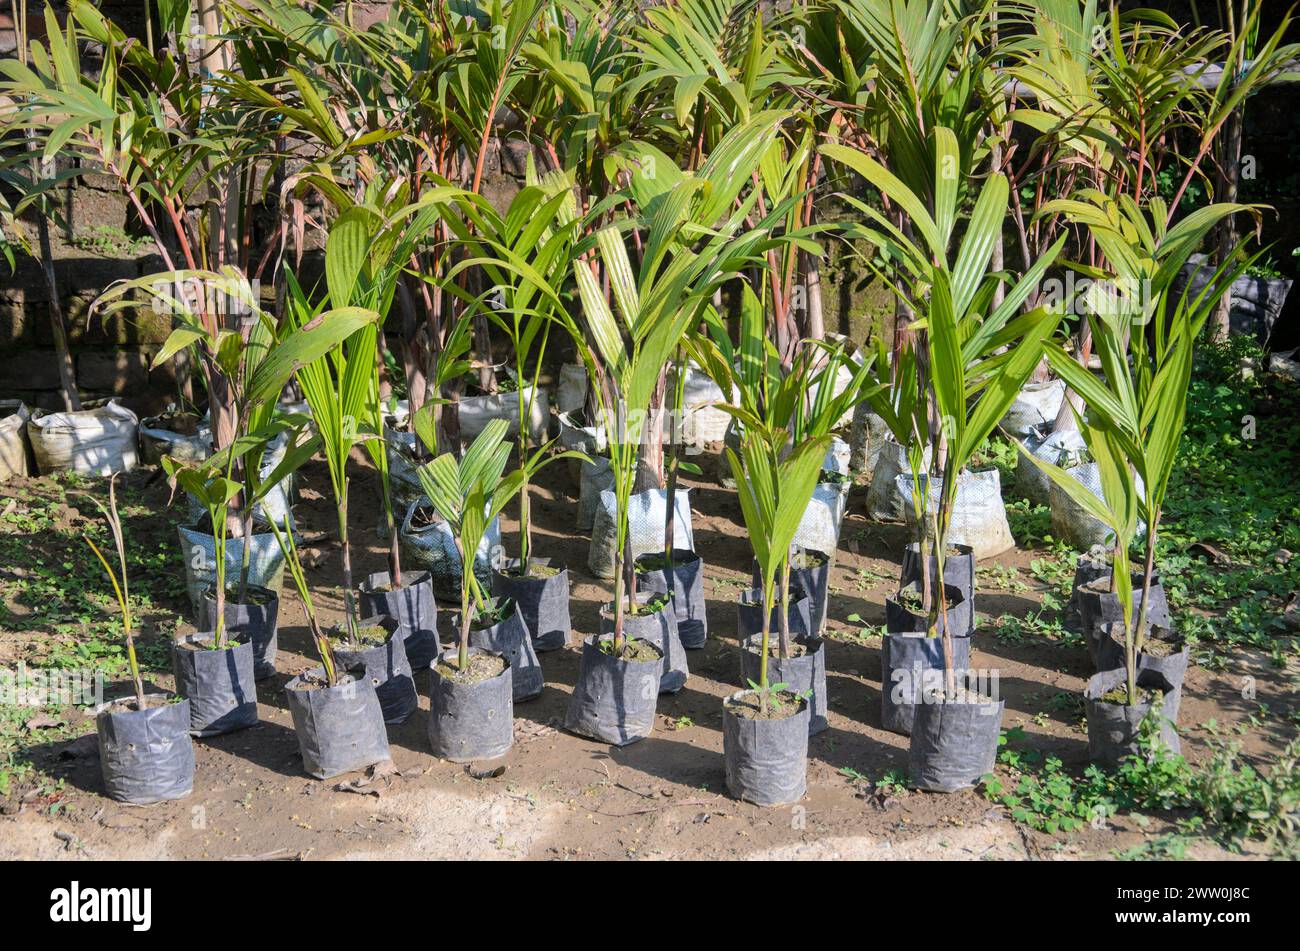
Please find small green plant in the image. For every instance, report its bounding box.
[414,415,523,671]
[82,476,145,710]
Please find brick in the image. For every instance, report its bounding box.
[0,350,62,390]
[76,350,150,392]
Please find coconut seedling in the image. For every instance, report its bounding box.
[446,175,579,581]
[695,283,873,654]
[1021,189,1258,707]
[726,430,831,711]
[825,133,1067,685]
[283,221,392,644]
[563,111,796,654]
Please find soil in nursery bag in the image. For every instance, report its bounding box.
[637,549,708,648]
[908,686,1005,793]
[1095,622,1189,685]
[880,601,973,737]
[898,543,975,639]
[329,618,417,725]
[600,590,686,694]
[736,586,813,640]
[1077,575,1171,662]
[885,581,971,638]
[739,634,828,735]
[750,549,830,637]
[358,570,441,671]
[95,694,194,804]
[722,689,811,807]
[492,557,571,652]
[200,584,279,680]
[171,634,258,737]
[464,597,543,702]
[428,649,514,762]
[284,668,391,780]
[1083,668,1182,767]
[565,635,663,746]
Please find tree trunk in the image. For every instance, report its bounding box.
[1211,107,1244,341]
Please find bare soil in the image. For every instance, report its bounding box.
[1,450,1295,861]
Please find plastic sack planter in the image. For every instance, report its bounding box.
[793,474,851,559]
[751,551,831,638]
[556,411,606,484]
[1050,463,1131,550]
[458,385,548,444]
[885,582,971,636]
[882,583,972,736]
[464,597,543,702]
[200,585,279,680]
[722,690,811,807]
[0,400,32,481]
[399,501,499,601]
[1179,252,1293,343]
[1083,668,1182,767]
[600,591,686,694]
[95,694,194,804]
[358,570,441,672]
[284,667,391,779]
[1076,575,1170,664]
[865,441,929,522]
[171,634,258,737]
[849,403,891,478]
[899,543,975,639]
[138,412,209,467]
[898,469,1015,560]
[1000,380,1066,438]
[565,635,663,746]
[736,587,813,641]
[637,549,708,648]
[492,558,572,652]
[331,617,417,725]
[178,523,287,617]
[1095,623,1189,687]
[672,362,734,444]
[908,688,1005,793]
[1017,427,1088,507]
[588,487,694,580]
[427,647,514,762]
[28,400,138,476]
[740,634,828,735]
[577,455,614,530]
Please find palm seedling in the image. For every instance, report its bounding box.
[692,283,873,661]
[413,415,523,671]
[445,177,579,577]
[98,263,378,642]
[308,183,468,590]
[1020,190,1259,705]
[84,476,145,711]
[824,131,1067,693]
[563,111,798,654]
